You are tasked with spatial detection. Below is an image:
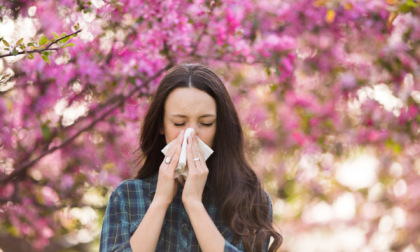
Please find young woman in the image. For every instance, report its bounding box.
[100,64,282,252]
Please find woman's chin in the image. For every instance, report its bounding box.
[176,176,185,186]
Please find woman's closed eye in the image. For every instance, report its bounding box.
[173,122,214,127]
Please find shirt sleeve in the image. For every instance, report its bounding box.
[100,187,132,252]
[224,240,243,251]
[263,192,274,251]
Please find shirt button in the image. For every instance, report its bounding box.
[182,223,189,231]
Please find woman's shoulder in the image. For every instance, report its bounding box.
[262,190,274,222]
[264,190,272,203]
[111,173,158,198]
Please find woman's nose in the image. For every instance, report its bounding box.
[187,123,199,134]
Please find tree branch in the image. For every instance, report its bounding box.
[0,63,173,185]
[190,2,216,56]
[0,29,82,59]
[193,53,263,65]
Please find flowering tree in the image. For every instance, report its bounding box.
[1,0,419,251]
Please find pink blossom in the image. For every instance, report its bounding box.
[0,183,14,198]
[340,72,357,90]
[2,0,420,250]
[60,174,75,191]
[292,131,306,146]
[41,186,60,206]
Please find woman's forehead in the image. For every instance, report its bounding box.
[169,114,216,118]
[164,88,217,116]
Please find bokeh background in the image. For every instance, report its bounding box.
[1,0,420,251]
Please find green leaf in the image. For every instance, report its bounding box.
[41,124,51,140]
[63,42,75,48]
[27,53,34,60]
[266,67,271,76]
[11,50,18,56]
[399,0,418,13]
[16,38,24,46]
[39,35,48,46]
[406,0,417,7]
[41,54,51,65]
[385,138,402,154]
[269,83,278,92]
[2,40,9,47]
[27,42,35,47]
[52,32,60,39]
[59,33,71,44]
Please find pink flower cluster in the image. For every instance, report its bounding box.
[1,0,420,250]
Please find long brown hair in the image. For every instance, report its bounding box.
[136,64,282,251]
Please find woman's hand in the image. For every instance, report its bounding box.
[153,130,185,207]
[182,132,226,252]
[182,131,209,205]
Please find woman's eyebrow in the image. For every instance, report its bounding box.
[170,114,216,118]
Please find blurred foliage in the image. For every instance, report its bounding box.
[1,0,420,251]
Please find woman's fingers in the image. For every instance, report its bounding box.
[190,137,203,172]
[182,133,208,204]
[155,130,184,206]
[186,132,207,175]
[163,130,184,172]
[186,135,197,173]
[192,132,205,169]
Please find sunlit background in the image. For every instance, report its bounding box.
[1,0,420,251]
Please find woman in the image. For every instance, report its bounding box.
[100,64,282,252]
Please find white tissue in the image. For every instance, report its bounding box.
[161,128,214,179]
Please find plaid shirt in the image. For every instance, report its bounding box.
[100,173,272,251]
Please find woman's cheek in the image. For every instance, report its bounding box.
[203,129,216,147]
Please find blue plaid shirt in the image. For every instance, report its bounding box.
[100,173,272,251]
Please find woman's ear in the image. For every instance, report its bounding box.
[159,126,164,135]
